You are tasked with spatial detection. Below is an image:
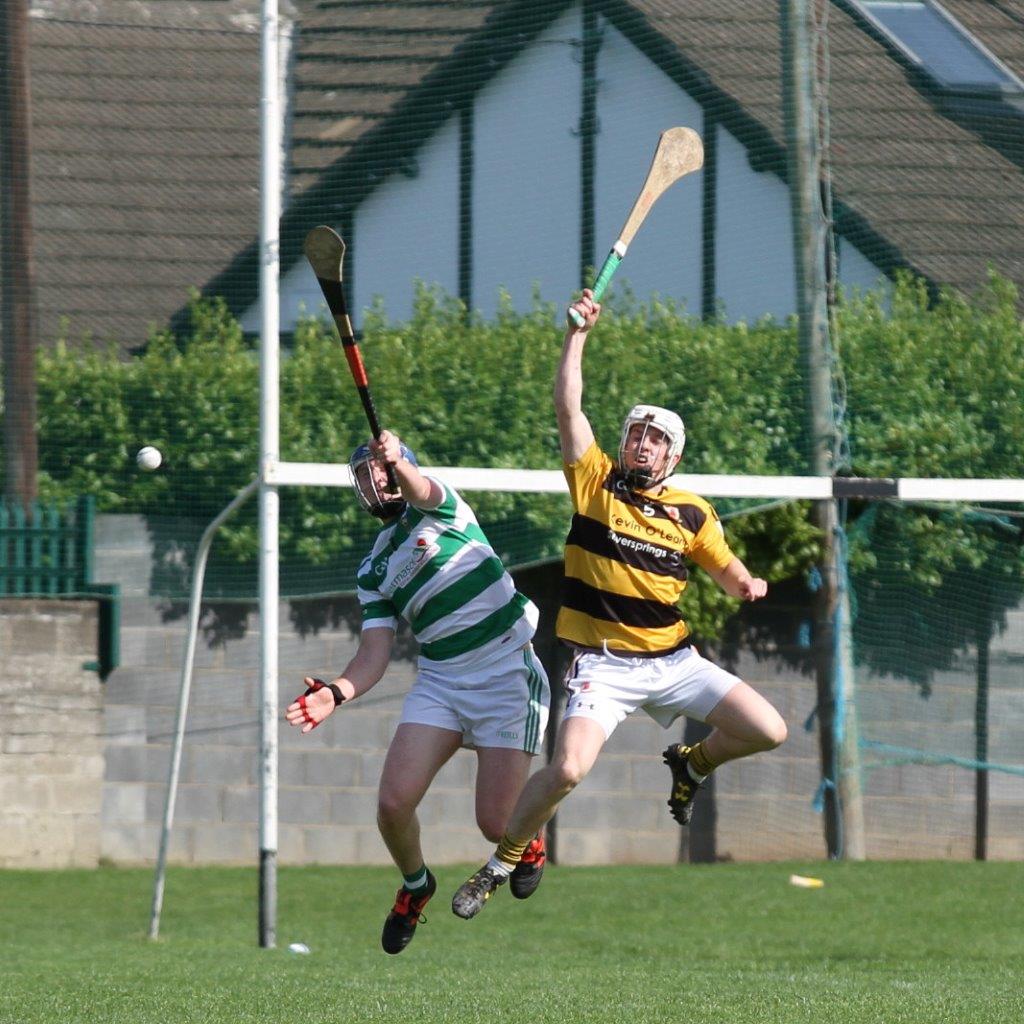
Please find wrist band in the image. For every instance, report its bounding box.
[305,678,347,706]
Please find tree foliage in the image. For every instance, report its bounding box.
[26,273,1024,663]
[838,272,1024,687]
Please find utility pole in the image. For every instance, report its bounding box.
[780,0,864,859]
[974,584,992,861]
[1,0,38,505]
[578,0,600,287]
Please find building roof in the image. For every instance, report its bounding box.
[617,0,1024,294]
[21,0,1024,351]
[288,0,498,197]
[26,0,262,351]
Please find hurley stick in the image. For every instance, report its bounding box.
[569,127,704,326]
[303,226,398,490]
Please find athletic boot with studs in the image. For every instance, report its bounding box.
[451,865,507,920]
[381,870,436,954]
[663,743,702,826]
[509,834,546,900]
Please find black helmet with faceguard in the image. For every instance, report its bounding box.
[349,442,418,520]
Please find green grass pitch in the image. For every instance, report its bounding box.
[1,861,1021,1023]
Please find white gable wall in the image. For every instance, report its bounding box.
[352,117,461,323]
[258,3,891,333]
[471,9,582,318]
[714,126,797,324]
[839,236,891,302]
[254,115,461,333]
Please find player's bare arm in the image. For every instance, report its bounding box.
[555,289,599,462]
[710,557,768,602]
[286,626,395,733]
[370,430,443,509]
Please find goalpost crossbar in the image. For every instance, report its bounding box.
[265,462,1024,503]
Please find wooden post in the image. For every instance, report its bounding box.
[1,0,38,505]
[780,0,865,859]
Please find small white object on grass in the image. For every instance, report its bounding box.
[287,942,311,954]
[789,874,824,889]
[136,446,162,471]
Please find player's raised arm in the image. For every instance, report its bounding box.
[370,430,443,510]
[555,289,599,463]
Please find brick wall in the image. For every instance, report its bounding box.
[0,600,105,867]
[92,553,838,868]
[5,513,1021,869]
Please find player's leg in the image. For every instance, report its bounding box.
[473,745,549,899]
[452,715,608,919]
[455,641,552,900]
[505,714,608,840]
[701,680,788,764]
[377,722,462,953]
[656,649,787,825]
[473,746,534,843]
[497,645,636,856]
[498,645,634,841]
[464,641,551,842]
[378,722,463,871]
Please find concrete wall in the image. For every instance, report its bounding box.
[3,513,1022,868]
[0,600,104,867]
[95,513,787,868]
[100,590,429,866]
[98,584,830,868]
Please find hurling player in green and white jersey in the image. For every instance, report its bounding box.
[286,429,550,955]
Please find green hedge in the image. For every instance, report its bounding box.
[25,273,1024,659]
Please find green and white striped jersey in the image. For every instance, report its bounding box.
[356,480,538,667]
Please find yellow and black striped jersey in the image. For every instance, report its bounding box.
[556,441,735,655]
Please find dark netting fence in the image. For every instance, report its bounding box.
[2,1,1023,862]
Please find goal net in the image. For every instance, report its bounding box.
[843,498,1024,860]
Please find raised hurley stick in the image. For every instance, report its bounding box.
[304,226,398,490]
[569,126,704,327]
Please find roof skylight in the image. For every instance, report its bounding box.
[855,1,1024,94]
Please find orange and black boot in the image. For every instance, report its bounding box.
[381,870,436,954]
[509,833,546,900]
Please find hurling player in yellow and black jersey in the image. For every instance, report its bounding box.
[452,288,788,920]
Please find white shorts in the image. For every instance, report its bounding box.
[399,643,550,754]
[562,643,740,740]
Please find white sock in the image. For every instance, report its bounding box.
[485,856,513,878]
[686,762,707,784]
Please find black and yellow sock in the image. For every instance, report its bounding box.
[402,866,430,894]
[486,833,531,876]
[687,740,719,780]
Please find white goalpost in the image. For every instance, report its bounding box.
[256,0,283,950]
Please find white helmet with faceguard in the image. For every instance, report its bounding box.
[618,404,685,488]
[349,441,418,520]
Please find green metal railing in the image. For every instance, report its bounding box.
[0,495,90,595]
[0,495,120,678]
